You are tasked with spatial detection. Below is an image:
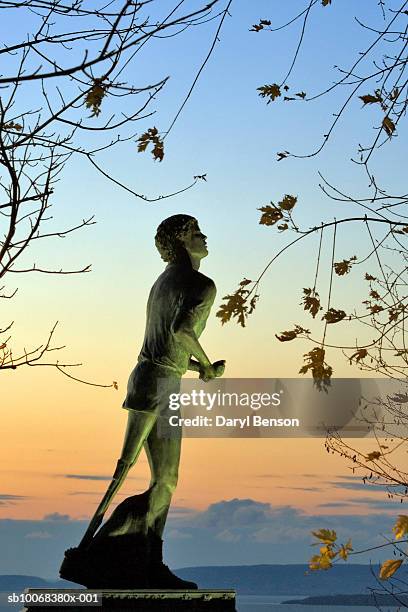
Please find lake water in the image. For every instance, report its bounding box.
[237,595,402,611]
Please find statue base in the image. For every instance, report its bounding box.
[22,588,237,611]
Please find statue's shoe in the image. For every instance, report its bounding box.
[60,546,149,589]
[148,562,198,589]
[147,530,198,589]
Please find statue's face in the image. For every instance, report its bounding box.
[180,221,208,259]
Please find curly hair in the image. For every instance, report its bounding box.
[155,214,198,263]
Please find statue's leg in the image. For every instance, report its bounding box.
[144,418,182,537]
[78,409,156,549]
[143,420,197,589]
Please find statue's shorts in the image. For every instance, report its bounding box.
[122,360,181,418]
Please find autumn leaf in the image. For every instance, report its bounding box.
[3,121,23,131]
[312,528,337,544]
[217,293,246,327]
[366,451,381,461]
[382,116,395,136]
[389,306,404,322]
[299,347,333,389]
[277,223,289,231]
[301,288,321,318]
[379,559,403,580]
[333,256,357,276]
[258,204,283,226]
[296,91,306,99]
[85,79,107,117]
[249,18,271,32]
[193,174,207,181]
[370,304,383,314]
[217,280,258,327]
[349,348,368,364]
[279,194,297,211]
[309,553,333,571]
[275,324,310,342]
[152,140,164,162]
[137,127,164,162]
[322,308,347,324]
[257,83,281,103]
[365,273,376,281]
[392,225,408,235]
[390,87,400,101]
[392,515,408,540]
[113,381,118,390]
[370,290,380,300]
[359,93,382,105]
[277,151,289,161]
[338,539,353,560]
[322,0,331,5]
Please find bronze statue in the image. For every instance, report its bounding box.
[60,215,225,589]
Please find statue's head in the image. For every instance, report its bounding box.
[155,214,208,265]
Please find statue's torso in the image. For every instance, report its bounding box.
[122,263,216,412]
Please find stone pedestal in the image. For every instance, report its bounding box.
[22,588,236,611]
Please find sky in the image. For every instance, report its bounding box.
[1,0,407,576]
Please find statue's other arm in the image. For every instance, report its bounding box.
[173,280,222,381]
[188,358,225,378]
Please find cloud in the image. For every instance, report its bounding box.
[63,474,114,481]
[318,502,352,508]
[43,513,71,521]
[0,498,400,577]
[0,494,27,505]
[168,506,197,517]
[62,473,145,481]
[166,529,193,540]
[164,498,397,567]
[345,496,407,510]
[67,491,128,496]
[328,477,405,494]
[216,529,241,543]
[276,486,322,492]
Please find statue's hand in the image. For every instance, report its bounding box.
[199,363,217,382]
[213,360,226,378]
[199,360,225,382]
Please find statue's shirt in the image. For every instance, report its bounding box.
[122,263,216,412]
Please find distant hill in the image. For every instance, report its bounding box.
[175,564,408,595]
[283,594,408,606]
[0,576,78,591]
[1,565,407,596]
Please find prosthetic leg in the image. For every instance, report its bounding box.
[78,458,131,549]
[78,410,156,549]
[60,411,157,587]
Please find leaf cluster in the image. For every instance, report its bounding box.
[299,347,332,390]
[137,127,164,162]
[249,19,271,33]
[85,79,107,117]
[310,529,352,571]
[333,256,356,276]
[275,324,310,342]
[216,278,259,327]
[258,194,297,231]
[301,288,321,318]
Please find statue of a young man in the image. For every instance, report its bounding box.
[60,215,224,589]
